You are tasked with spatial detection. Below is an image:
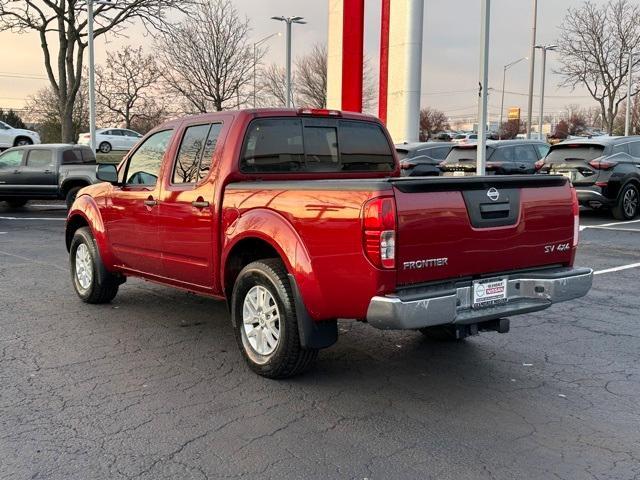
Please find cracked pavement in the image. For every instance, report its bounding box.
[1,203,639,480]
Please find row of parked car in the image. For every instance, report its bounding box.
[397,137,640,220]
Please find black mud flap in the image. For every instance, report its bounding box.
[288,274,338,349]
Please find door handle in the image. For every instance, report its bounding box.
[192,200,210,209]
[144,197,157,207]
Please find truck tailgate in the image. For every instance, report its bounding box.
[392,176,576,286]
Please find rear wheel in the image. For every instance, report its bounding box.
[231,259,318,378]
[6,199,28,208]
[65,186,84,209]
[98,141,112,153]
[612,183,639,220]
[14,137,33,147]
[70,227,120,303]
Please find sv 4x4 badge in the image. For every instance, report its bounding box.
[544,242,571,253]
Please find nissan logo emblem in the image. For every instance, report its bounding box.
[487,188,500,201]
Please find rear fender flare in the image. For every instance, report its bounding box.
[222,208,325,319]
[66,196,117,269]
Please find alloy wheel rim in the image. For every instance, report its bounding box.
[242,285,281,356]
[623,189,638,217]
[75,243,93,290]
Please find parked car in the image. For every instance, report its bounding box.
[0,121,40,150]
[536,136,640,220]
[0,144,97,209]
[396,142,453,176]
[77,128,143,153]
[452,133,478,143]
[440,139,550,176]
[65,108,592,378]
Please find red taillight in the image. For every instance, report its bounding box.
[588,159,618,170]
[298,108,341,116]
[362,196,396,269]
[571,187,579,247]
[534,159,545,171]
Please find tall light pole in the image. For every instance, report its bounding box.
[526,0,538,139]
[271,16,306,108]
[499,56,527,139]
[253,32,281,108]
[535,44,557,141]
[625,51,638,136]
[477,0,491,176]
[87,0,114,152]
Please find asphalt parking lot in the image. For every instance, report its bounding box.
[1,202,639,480]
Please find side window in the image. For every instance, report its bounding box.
[110,130,123,136]
[0,150,23,168]
[26,149,53,168]
[629,142,640,158]
[62,149,83,164]
[173,124,210,184]
[241,118,304,172]
[425,146,450,160]
[514,145,538,164]
[198,124,222,181]
[612,143,629,155]
[535,144,550,158]
[124,130,173,186]
[493,147,515,162]
[80,148,96,163]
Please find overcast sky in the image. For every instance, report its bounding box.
[0,0,606,124]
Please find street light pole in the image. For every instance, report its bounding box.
[477,0,491,176]
[87,0,97,153]
[526,0,538,139]
[499,56,527,139]
[271,16,306,108]
[253,32,281,108]
[625,51,637,136]
[536,44,557,141]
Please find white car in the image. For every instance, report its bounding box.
[0,121,41,149]
[452,133,478,144]
[78,128,143,153]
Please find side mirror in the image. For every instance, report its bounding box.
[96,163,119,185]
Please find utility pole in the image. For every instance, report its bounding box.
[271,16,306,108]
[536,45,557,141]
[477,0,491,176]
[526,0,538,139]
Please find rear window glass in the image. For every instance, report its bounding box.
[418,146,450,160]
[443,146,494,164]
[240,118,394,173]
[546,145,605,163]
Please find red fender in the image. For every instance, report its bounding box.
[221,208,326,320]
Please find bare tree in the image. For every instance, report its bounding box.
[296,44,327,108]
[419,107,449,141]
[556,0,640,134]
[157,0,260,112]
[258,63,292,107]
[0,0,193,142]
[96,46,164,131]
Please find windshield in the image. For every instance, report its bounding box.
[546,145,605,163]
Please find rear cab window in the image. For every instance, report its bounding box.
[240,117,394,173]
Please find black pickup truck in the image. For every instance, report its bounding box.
[0,144,98,209]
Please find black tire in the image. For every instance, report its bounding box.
[612,183,639,221]
[6,199,28,208]
[231,259,318,378]
[419,325,463,341]
[65,186,84,210]
[70,227,120,304]
[98,142,112,154]
[14,137,33,147]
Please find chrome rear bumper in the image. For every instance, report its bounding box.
[366,267,593,330]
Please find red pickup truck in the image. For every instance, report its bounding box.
[66,109,593,378]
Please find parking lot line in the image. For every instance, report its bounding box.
[585,226,640,233]
[594,262,640,276]
[0,216,65,221]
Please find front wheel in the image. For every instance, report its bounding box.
[98,142,112,154]
[612,183,639,220]
[70,227,120,303]
[231,259,318,378]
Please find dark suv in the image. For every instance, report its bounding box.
[439,140,550,176]
[538,137,640,220]
[395,142,453,176]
